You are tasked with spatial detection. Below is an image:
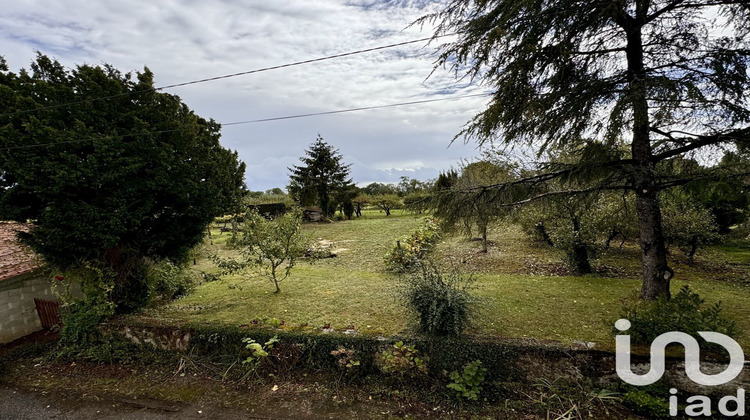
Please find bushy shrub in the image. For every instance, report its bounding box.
[331,347,361,374]
[616,285,738,346]
[148,260,196,300]
[55,263,116,345]
[385,218,441,272]
[59,300,116,345]
[447,360,487,402]
[401,263,477,336]
[110,259,151,314]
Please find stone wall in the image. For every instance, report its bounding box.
[0,271,54,344]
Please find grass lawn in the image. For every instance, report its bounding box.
[139,209,750,349]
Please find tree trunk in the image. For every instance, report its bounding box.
[571,244,592,275]
[535,222,554,247]
[605,228,619,249]
[634,188,672,299]
[625,18,673,300]
[570,217,592,275]
[481,229,488,253]
[688,241,698,265]
[271,266,281,293]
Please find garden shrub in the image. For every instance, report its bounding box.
[342,200,355,219]
[59,300,116,345]
[331,347,361,370]
[401,263,477,336]
[55,263,116,345]
[447,360,487,402]
[110,259,152,313]
[384,217,441,272]
[241,335,279,377]
[616,285,738,346]
[149,260,196,300]
[376,341,429,379]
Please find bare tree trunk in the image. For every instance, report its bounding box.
[625,17,673,300]
[570,216,592,275]
[535,222,555,247]
[634,188,673,299]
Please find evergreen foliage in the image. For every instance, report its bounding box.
[432,161,517,253]
[288,135,353,217]
[0,54,246,311]
[401,263,476,336]
[420,1,750,299]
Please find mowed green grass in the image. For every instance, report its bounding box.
[141,209,750,348]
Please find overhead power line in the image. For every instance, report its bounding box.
[0,92,489,151]
[222,93,491,126]
[0,34,454,119]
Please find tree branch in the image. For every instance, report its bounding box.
[650,126,750,162]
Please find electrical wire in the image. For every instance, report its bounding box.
[0,35,454,119]
[0,92,489,151]
[222,92,490,126]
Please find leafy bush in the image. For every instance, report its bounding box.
[402,263,477,336]
[661,193,720,264]
[447,360,487,401]
[331,347,361,372]
[616,285,738,346]
[622,389,670,419]
[384,218,441,272]
[149,260,196,300]
[376,341,429,379]
[55,263,116,345]
[59,300,116,345]
[241,335,279,375]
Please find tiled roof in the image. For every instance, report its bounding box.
[0,222,39,282]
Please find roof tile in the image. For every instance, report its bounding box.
[0,222,39,282]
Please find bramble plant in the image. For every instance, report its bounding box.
[447,360,487,402]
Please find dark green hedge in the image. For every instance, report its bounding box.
[250,203,287,218]
[109,322,597,385]
[182,325,562,382]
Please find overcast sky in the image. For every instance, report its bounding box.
[2,0,492,191]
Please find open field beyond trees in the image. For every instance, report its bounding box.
[137,209,750,350]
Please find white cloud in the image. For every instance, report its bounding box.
[1,0,486,189]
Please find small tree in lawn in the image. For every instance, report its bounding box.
[218,209,310,293]
[371,194,402,216]
[433,161,517,253]
[661,191,720,265]
[352,194,370,217]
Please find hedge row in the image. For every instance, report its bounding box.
[111,322,601,385]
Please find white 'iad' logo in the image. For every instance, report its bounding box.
[614,318,745,386]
